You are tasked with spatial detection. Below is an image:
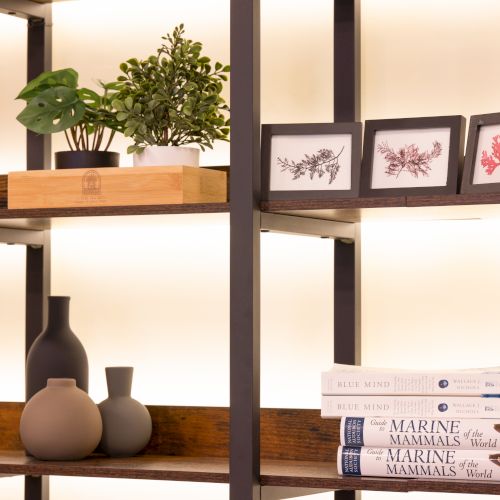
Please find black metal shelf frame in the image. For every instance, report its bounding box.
[231,1,360,499]
[0,1,360,499]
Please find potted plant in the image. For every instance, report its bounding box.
[110,24,230,167]
[16,68,123,169]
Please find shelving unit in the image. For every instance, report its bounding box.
[1,1,499,500]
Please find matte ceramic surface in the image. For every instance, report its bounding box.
[133,145,200,167]
[26,296,88,400]
[98,367,152,457]
[20,378,102,460]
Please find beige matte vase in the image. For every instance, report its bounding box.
[20,378,102,460]
[98,367,152,457]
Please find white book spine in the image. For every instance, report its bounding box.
[340,417,500,449]
[322,368,500,395]
[321,395,500,419]
[337,446,500,481]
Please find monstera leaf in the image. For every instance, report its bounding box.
[16,86,85,134]
[17,68,78,102]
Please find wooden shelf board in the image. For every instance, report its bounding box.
[0,452,228,482]
[262,194,500,223]
[260,459,500,494]
[0,453,497,493]
[0,203,230,230]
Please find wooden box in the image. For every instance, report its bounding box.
[7,166,227,209]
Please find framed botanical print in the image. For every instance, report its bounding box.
[461,113,500,194]
[261,122,362,201]
[360,116,465,197]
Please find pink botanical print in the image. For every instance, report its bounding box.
[481,135,500,175]
[377,141,442,178]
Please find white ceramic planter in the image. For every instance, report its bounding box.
[133,146,200,167]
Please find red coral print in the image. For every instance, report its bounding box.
[481,135,500,175]
[377,141,442,178]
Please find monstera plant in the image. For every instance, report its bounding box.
[16,68,123,169]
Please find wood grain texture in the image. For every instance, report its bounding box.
[8,166,227,209]
[0,404,337,461]
[0,452,229,483]
[0,176,6,208]
[0,452,498,493]
[1,404,499,492]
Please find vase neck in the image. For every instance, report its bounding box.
[106,367,133,398]
[45,296,71,332]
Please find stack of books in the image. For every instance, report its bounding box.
[321,364,500,481]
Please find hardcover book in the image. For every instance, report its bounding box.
[322,364,500,395]
[322,395,500,418]
[338,446,500,481]
[341,416,500,449]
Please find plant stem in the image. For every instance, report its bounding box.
[103,130,115,152]
[163,127,169,145]
[64,130,74,151]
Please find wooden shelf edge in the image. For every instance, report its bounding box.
[0,452,228,483]
[260,459,500,494]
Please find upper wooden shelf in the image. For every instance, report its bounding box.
[261,193,500,223]
[0,203,230,231]
[4,192,500,232]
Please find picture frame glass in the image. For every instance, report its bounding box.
[472,124,500,184]
[371,128,451,189]
[269,134,352,191]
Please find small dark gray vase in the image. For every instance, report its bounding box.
[26,296,88,400]
[98,367,152,457]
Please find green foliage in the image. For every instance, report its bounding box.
[16,68,123,152]
[109,24,230,154]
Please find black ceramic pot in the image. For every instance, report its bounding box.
[26,296,89,400]
[55,151,119,169]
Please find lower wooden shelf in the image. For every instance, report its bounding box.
[0,453,499,494]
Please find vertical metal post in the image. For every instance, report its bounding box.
[334,1,360,496]
[25,6,51,500]
[334,0,360,122]
[230,0,261,498]
[334,238,360,365]
[334,228,361,500]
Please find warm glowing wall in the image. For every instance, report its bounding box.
[1,1,500,499]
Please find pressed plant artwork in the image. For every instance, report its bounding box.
[277,147,344,185]
[377,141,442,179]
[480,135,500,175]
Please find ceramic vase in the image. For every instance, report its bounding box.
[98,367,152,457]
[133,145,199,167]
[20,378,102,460]
[26,296,88,400]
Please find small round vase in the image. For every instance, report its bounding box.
[26,296,88,400]
[20,378,102,460]
[98,367,152,457]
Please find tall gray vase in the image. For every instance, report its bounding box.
[98,367,152,457]
[26,296,88,400]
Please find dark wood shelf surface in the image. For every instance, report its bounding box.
[0,452,498,494]
[0,452,228,483]
[3,192,500,230]
[262,193,500,223]
[0,203,230,231]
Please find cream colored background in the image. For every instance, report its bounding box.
[1,0,500,498]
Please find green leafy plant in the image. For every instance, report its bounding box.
[16,68,123,151]
[111,24,230,154]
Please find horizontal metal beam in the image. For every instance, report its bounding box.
[0,228,45,246]
[0,0,47,19]
[261,213,355,241]
[262,486,332,499]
